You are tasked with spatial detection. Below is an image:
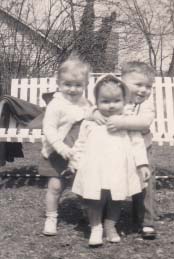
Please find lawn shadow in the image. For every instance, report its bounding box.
[156,178,174,190]
[59,194,90,239]
[58,196,134,239]
[0,166,47,189]
[158,212,174,221]
[117,200,135,235]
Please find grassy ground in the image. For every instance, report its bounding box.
[0,143,174,259]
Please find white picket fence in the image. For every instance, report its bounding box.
[0,74,174,145]
[150,77,174,145]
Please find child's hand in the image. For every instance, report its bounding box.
[138,165,151,182]
[124,104,135,115]
[61,148,73,160]
[60,167,75,179]
[91,109,106,125]
[68,161,77,174]
[106,115,121,132]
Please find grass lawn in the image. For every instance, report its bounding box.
[0,143,174,259]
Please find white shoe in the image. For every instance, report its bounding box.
[106,231,121,243]
[142,226,156,239]
[89,225,103,246]
[105,226,121,243]
[43,217,57,236]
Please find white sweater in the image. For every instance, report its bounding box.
[41,92,91,158]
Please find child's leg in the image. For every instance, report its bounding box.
[86,200,103,246]
[141,172,156,238]
[43,177,63,235]
[85,194,106,246]
[132,175,156,227]
[132,176,156,237]
[132,146,156,238]
[104,191,121,242]
[46,177,63,214]
[132,191,144,228]
[41,121,82,235]
[144,146,156,228]
[38,150,68,235]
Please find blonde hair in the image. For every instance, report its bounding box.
[121,61,155,80]
[56,53,91,83]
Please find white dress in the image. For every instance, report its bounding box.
[72,120,147,201]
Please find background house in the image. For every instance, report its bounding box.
[0,6,62,94]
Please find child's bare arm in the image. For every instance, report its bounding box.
[107,113,154,132]
[107,99,155,132]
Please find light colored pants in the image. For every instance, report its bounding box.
[132,146,156,227]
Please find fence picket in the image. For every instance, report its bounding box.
[28,79,38,105]
[154,77,166,138]
[164,77,174,145]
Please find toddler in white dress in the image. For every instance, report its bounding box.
[70,74,150,246]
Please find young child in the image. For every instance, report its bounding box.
[40,54,92,236]
[106,61,156,239]
[71,74,150,246]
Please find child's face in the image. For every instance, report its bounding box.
[97,82,125,117]
[59,69,87,102]
[122,72,153,104]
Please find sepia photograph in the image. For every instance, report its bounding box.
[0,0,174,258]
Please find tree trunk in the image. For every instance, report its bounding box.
[168,48,174,76]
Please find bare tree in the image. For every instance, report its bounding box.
[0,0,120,94]
[114,0,173,75]
[165,0,174,75]
[60,0,117,72]
[0,0,67,93]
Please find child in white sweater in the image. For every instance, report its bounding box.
[41,54,91,236]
